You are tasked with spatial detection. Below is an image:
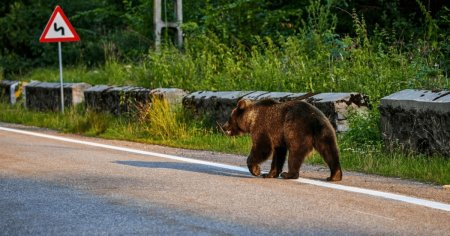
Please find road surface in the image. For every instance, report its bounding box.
[0,123,449,235]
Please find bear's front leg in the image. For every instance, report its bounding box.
[247,134,273,177]
[248,164,261,176]
[247,153,261,176]
[247,134,272,176]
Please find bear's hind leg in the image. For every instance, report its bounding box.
[281,143,313,179]
[314,137,342,181]
[263,147,287,178]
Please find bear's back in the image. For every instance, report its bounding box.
[252,99,332,137]
[251,99,285,133]
[283,100,335,135]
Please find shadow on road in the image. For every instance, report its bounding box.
[113,160,253,178]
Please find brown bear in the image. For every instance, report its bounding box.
[222,99,342,181]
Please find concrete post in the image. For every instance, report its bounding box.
[153,0,162,48]
[154,0,183,48]
[175,0,183,47]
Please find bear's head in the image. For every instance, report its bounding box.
[222,99,254,136]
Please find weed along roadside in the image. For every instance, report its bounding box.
[0,79,449,186]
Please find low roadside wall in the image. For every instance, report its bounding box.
[182,91,370,132]
[379,89,450,156]
[84,86,187,115]
[84,85,151,115]
[24,81,91,111]
[4,79,449,156]
[0,80,20,105]
[306,93,371,132]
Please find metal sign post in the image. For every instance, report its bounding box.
[58,42,64,113]
[39,5,80,113]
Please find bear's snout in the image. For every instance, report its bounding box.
[220,122,232,136]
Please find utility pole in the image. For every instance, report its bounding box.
[154,0,183,48]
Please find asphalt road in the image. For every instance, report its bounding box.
[0,123,449,235]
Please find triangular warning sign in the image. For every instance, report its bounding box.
[39,5,80,43]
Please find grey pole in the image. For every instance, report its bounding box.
[175,0,183,47]
[58,41,65,114]
[154,0,162,49]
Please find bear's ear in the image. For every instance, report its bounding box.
[237,99,252,110]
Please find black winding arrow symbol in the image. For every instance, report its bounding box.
[53,23,65,36]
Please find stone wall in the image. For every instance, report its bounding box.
[24,81,91,111]
[183,91,370,132]
[84,85,151,115]
[5,79,449,156]
[150,88,187,106]
[306,93,370,132]
[84,86,186,115]
[0,80,20,105]
[183,91,254,125]
[379,89,450,156]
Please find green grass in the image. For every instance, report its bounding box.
[1,101,448,185]
[308,143,450,185]
[0,101,251,155]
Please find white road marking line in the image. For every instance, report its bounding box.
[1,126,449,212]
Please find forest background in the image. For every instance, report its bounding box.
[0,0,449,99]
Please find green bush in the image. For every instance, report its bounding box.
[341,108,382,146]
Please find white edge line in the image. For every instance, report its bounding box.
[1,126,449,213]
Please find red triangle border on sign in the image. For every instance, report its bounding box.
[39,5,80,43]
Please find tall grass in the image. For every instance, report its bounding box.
[0,100,252,156]
[141,97,188,140]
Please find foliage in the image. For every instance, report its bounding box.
[1,0,449,77]
[0,0,152,75]
[341,108,382,146]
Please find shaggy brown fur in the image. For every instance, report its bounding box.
[223,99,342,181]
